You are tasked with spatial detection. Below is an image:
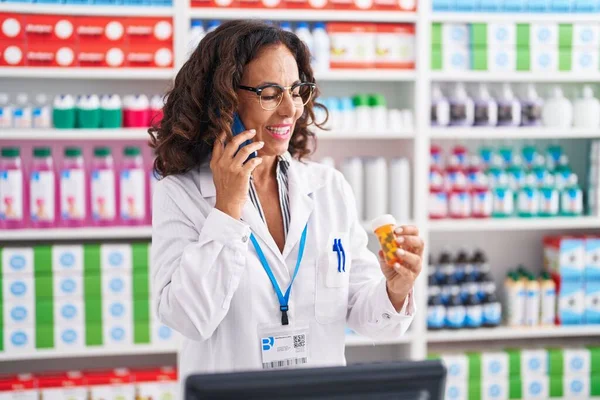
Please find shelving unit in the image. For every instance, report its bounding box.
[188,8,418,22]
[427,326,600,343]
[0,68,175,80]
[430,71,600,82]
[0,226,153,241]
[430,127,600,140]
[0,3,174,16]
[429,217,600,232]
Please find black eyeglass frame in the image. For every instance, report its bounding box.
[238,82,316,110]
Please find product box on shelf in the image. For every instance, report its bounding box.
[282,0,328,8]
[522,375,550,399]
[124,18,173,44]
[488,47,516,72]
[585,237,600,281]
[4,326,35,352]
[134,367,178,399]
[4,301,35,327]
[0,374,37,400]
[76,17,126,44]
[55,324,86,349]
[54,298,85,326]
[544,236,585,281]
[558,280,585,325]
[443,23,470,47]
[238,0,283,8]
[329,23,377,69]
[0,41,25,66]
[0,14,24,41]
[127,44,173,68]
[373,0,415,10]
[38,372,88,400]
[87,369,136,400]
[442,45,470,71]
[23,15,76,43]
[25,42,77,68]
[374,24,415,69]
[2,247,34,276]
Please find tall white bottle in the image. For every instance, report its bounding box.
[573,85,600,128]
[295,22,314,59]
[389,158,410,223]
[188,20,206,55]
[431,84,450,127]
[364,157,388,221]
[341,158,364,221]
[312,22,330,73]
[542,86,573,128]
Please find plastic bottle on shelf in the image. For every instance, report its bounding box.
[120,146,146,225]
[123,95,151,128]
[0,93,12,129]
[517,175,540,217]
[466,155,483,191]
[464,283,483,329]
[90,147,117,226]
[447,153,470,218]
[339,97,354,132]
[76,95,101,129]
[540,272,556,326]
[473,83,498,127]
[445,285,466,329]
[497,83,522,127]
[454,248,469,284]
[369,94,387,133]
[437,248,453,287]
[525,273,540,326]
[492,173,514,218]
[59,147,86,227]
[100,95,123,129]
[150,95,165,127]
[353,94,370,133]
[521,145,539,170]
[188,20,205,55]
[521,84,543,127]
[545,144,563,171]
[29,147,56,228]
[312,22,330,73]
[431,84,450,127]
[52,94,76,130]
[471,172,493,219]
[341,157,364,221]
[295,22,314,59]
[538,174,559,217]
[32,94,52,129]
[449,83,474,126]
[427,286,446,330]
[542,86,573,128]
[389,158,410,223]
[560,173,583,216]
[505,271,525,327]
[481,281,502,328]
[573,85,600,129]
[13,93,32,129]
[0,147,25,229]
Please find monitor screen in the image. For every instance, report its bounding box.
[185,360,447,400]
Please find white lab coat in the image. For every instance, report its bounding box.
[151,157,415,387]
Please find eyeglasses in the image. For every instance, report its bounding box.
[238,82,316,111]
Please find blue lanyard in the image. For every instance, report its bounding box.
[249,224,308,326]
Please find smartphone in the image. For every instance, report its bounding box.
[232,112,257,162]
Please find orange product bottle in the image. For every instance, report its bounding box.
[371,214,401,266]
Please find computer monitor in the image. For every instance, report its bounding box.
[185,360,447,400]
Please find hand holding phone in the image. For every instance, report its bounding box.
[231,113,257,163]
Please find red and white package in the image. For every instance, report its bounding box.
[87,369,135,400]
[0,374,37,398]
[23,15,76,42]
[374,24,415,69]
[76,17,126,44]
[0,13,24,40]
[127,43,173,68]
[124,17,173,45]
[26,42,76,67]
[329,23,376,69]
[0,40,25,66]
[38,371,87,399]
[78,43,126,68]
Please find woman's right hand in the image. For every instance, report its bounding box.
[211,129,264,220]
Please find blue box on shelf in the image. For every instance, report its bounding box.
[503,0,527,11]
[559,280,585,325]
[528,0,551,11]
[94,0,124,4]
[432,0,455,11]
[455,0,479,10]
[480,0,503,11]
[584,280,600,324]
[572,0,596,11]
[3,0,35,3]
[550,0,572,11]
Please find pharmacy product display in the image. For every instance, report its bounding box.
[0,14,173,69]
[190,0,416,11]
[544,236,600,325]
[0,93,164,129]
[0,367,177,399]
[317,94,413,133]
[433,83,600,128]
[0,243,176,354]
[188,20,415,71]
[432,347,600,400]
[589,139,600,216]
[432,22,600,73]
[333,157,410,223]
[429,144,584,219]
[427,248,502,330]
[504,266,556,327]
[433,0,598,11]
[0,145,159,229]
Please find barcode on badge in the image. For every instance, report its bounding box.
[293,334,306,349]
[262,357,308,369]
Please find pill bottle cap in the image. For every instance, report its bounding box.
[370,214,397,232]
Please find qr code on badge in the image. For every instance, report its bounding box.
[293,334,305,349]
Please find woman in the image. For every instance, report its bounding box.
[150,20,423,382]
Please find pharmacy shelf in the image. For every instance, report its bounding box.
[316,69,416,82]
[431,11,600,23]
[427,325,600,343]
[0,226,152,241]
[0,3,173,16]
[430,127,600,140]
[430,71,600,83]
[317,130,414,139]
[188,8,417,22]
[345,333,413,347]
[0,68,174,80]
[429,217,600,232]
[0,344,177,362]
[0,128,151,141]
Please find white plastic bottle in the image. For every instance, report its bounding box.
[525,273,541,326]
[341,158,364,220]
[449,83,474,126]
[32,94,52,129]
[364,157,388,221]
[0,93,12,128]
[542,86,573,128]
[431,84,450,127]
[474,83,498,126]
[312,22,330,73]
[389,158,410,223]
[12,93,31,129]
[573,85,600,128]
[521,84,544,126]
[497,83,522,126]
[188,20,205,55]
[295,22,314,59]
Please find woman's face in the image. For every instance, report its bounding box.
[237,44,304,158]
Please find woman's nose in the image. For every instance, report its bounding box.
[278,90,295,117]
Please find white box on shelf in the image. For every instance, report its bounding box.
[488,23,517,46]
[54,298,85,326]
[440,354,469,380]
[445,379,468,400]
[41,387,88,400]
[522,376,549,399]
[443,46,471,71]
[54,274,84,298]
[563,348,590,376]
[54,325,85,350]
[4,301,34,327]
[488,47,516,71]
[573,24,600,47]
[4,326,34,352]
[52,245,84,274]
[481,351,509,379]
[152,320,176,345]
[137,382,179,399]
[559,282,585,325]
[0,389,38,400]
[481,378,509,400]
[530,23,559,46]
[563,375,590,399]
[531,47,558,72]
[521,349,549,376]
[3,276,34,302]
[1,247,34,276]
[103,299,132,323]
[104,322,133,346]
[572,48,599,72]
[443,23,470,47]
[102,271,132,300]
[90,385,136,400]
[101,244,132,272]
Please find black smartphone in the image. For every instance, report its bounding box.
[232,112,257,162]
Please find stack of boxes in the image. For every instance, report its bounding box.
[190,0,416,11]
[434,347,600,399]
[543,236,600,325]
[432,22,600,73]
[432,0,597,12]
[0,243,177,354]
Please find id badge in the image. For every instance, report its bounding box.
[258,321,309,370]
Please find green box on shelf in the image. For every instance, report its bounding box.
[593,375,600,397]
[559,48,572,71]
[431,45,442,70]
[559,24,573,49]
[590,346,600,374]
[470,23,488,47]
[432,23,442,46]
[36,324,54,349]
[509,377,523,399]
[471,47,488,70]
[516,24,530,48]
[35,276,53,299]
[517,47,530,71]
[36,300,54,324]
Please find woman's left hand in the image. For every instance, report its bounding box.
[378,225,424,311]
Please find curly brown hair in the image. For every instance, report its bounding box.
[149,19,327,177]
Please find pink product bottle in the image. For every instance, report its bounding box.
[471,172,493,219]
[120,146,146,225]
[444,154,467,193]
[449,186,471,219]
[0,147,25,229]
[90,147,117,226]
[60,147,87,227]
[466,155,483,192]
[452,145,468,168]
[430,145,443,168]
[429,164,448,219]
[30,147,57,228]
[123,95,151,128]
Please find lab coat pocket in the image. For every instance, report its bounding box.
[314,232,351,324]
